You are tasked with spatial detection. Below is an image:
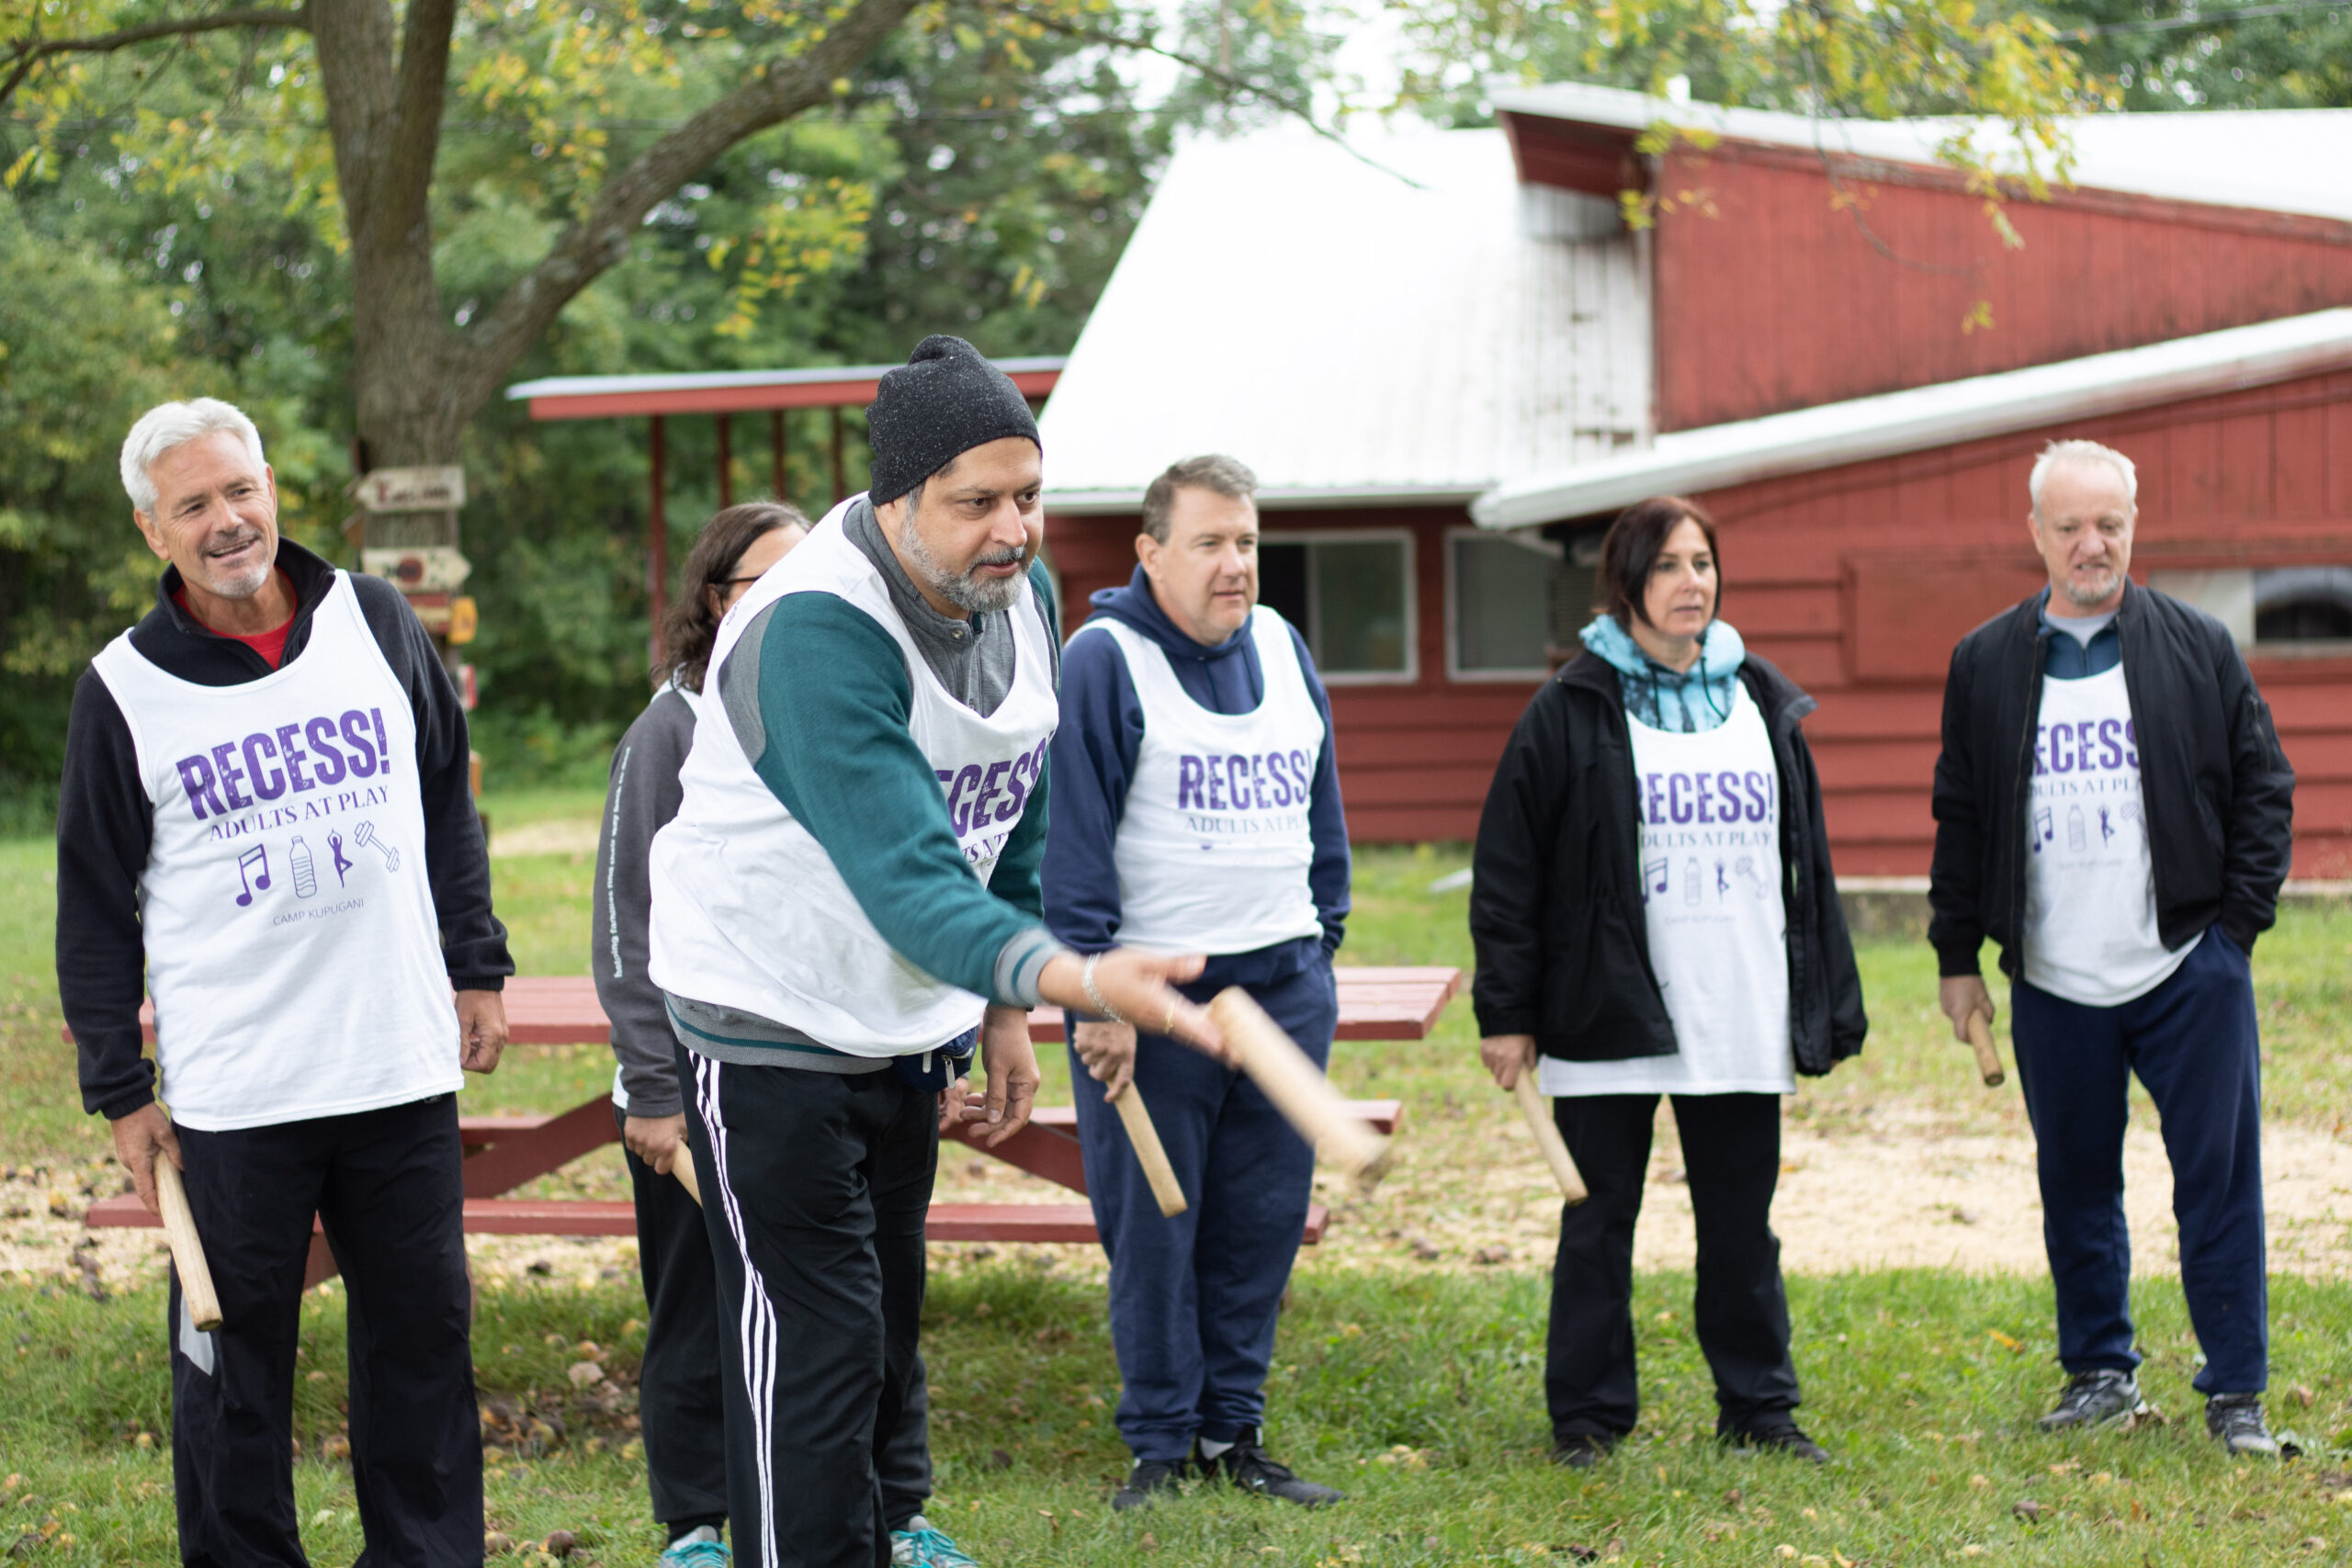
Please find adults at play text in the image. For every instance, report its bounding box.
[645,337,1227,1568]
[1928,439,2295,1454]
[1042,455,1351,1511]
[57,398,513,1561]
[1470,496,1866,1469]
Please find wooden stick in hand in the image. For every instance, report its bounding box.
[1511,1073,1589,1206]
[1113,1083,1188,1218]
[1966,1010,2005,1088]
[1206,987,1389,1185]
[155,1157,221,1332]
[673,1148,703,1207]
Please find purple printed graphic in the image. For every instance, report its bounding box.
[1645,858,1668,903]
[328,830,354,886]
[933,738,1052,837]
[1639,769,1775,829]
[2066,803,2086,852]
[1682,858,1702,907]
[2032,805,2055,852]
[173,706,389,822]
[1176,750,1316,813]
[353,820,400,871]
[232,845,270,907]
[2034,716,2137,777]
[290,836,318,898]
[1735,855,1769,899]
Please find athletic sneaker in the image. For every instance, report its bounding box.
[2206,1393,2282,1458]
[1201,1427,1345,1506]
[657,1527,732,1566]
[1111,1457,1194,1511]
[889,1515,981,1566]
[1718,1420,1829,1463]
[2037,1370,2150,1432]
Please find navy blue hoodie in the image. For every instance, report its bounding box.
[1041,566,1350,987]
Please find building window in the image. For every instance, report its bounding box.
[1258,531,1415,682]
[2150,566,2352,654]
[1447,528,1561,680]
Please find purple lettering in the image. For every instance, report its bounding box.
[1718,773,1743,824]
[242,732,285,801]
[2124,719,2138,771]
[1643,773,1665,827]
[2050,722,2075,774]
[370,709,390,777]
[2033,728,2049,777]
[1178,755,1205,810]
[273,723,313,793]
[209,742,254,810]
[1668,773,1691,826]
[948,764,982,834]
[1228,757,1250,813]
[1204,760,1227,813]
[998,753,1031,823]
[1747,771,1772,823]
[2098,718,2124,772]
[340,711,378,778]
[1250,755,1270,810]
[973,761,1009,824]
[305,716,347,785]
[1694,772,1716,824]
[174,755,226,819]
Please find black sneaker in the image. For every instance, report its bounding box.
[1551,1434,1616,1470]
[2037,1370,2149,1432]
[1719,1419,1829,1463]
[1200,1427,1344,1506]
[1111,1457,1193,1512]
[2206,1393,2282,1458]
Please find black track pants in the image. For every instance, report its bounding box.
[170,1093,480,1567]
[678,1043,935,1568]
[1544,1091,1800,1442]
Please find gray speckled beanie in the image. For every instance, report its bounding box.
[864,335,1041,505]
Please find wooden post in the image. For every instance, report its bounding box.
[770,410,787,503]
[716,412,733,511]
[830,406,847,503]
[649,414,668,672]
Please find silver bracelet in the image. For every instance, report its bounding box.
[1081,953,1128,1025]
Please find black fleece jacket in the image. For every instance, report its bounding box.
[1469,649,1867,1076]
[1927,581,2295,980]
[57,540,512,1120]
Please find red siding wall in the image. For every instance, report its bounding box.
[1647,140,2352,431]
[1047,370,2352,877]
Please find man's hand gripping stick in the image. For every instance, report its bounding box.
[1205,988,1389,1186]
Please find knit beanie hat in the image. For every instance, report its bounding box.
[865,335,1042,506]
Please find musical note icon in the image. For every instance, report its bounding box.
[352,820,400,871]
[232,845,270,907]
[1645,858,1668,903]
[327,830,354,886]
[2032,805,2054,853]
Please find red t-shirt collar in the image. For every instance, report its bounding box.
[173,569,299,670]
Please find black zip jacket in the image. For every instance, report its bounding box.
[1469,649,1867,1075]
[57,539,512,1120]
[1927,581,2294,980]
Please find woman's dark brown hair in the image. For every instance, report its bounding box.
[654,501,809,694]
[1598,495,1722,628]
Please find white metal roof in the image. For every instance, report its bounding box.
[506,358,1067,401]
[1489,82,2352,225]
[1038,126,1650,511]
[1472,307,2352,528]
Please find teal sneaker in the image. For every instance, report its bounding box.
[658,1526,732,1566]
[890,1516,981,1567]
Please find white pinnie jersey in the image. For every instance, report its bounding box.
[87,574,461,1132]
[1080,606,1326,955]
[647,506,1060,1054]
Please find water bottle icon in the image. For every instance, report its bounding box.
[290,835,317,899]
[2066,803,2086,852]
[1683,857,1702,906]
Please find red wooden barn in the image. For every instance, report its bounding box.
[1036,85,2352,876]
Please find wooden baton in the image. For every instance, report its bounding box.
[672,1145,704,1207]
[1966,1010,2006,1089]
[1511,1072,1589,1206]
[1113,1083,1188,1218]
[1206,987,1390,1185]
[155,1156,222,1332]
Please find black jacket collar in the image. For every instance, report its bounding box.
[130,538,345,686]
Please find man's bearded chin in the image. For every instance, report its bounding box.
[2059,563,2119,608]
[198,532,274,599]
[900,516,1030,615]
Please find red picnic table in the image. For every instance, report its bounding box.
[85,968,1462,1283]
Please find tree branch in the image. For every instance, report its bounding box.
[1,4,309,108]
[451,0,923,414]
[383,0,457,230]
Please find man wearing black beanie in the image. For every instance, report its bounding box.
[647,336,1232,1568]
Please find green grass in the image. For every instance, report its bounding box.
[7,1268,2352,1564]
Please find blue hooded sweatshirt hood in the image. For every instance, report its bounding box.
[1086,565,1264,711]
[1580,613,1747,733]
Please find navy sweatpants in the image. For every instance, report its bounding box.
[1068,958,1339,1462]
[2011,928,2267,1394]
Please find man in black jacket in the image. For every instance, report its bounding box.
[59,397,513,1560]
[1928,439,2294,1456]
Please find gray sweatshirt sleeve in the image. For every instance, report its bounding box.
[593,689,696,1117]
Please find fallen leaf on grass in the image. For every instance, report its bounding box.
[1986,1330,2023,1352]
[2012,1499,2044,1521]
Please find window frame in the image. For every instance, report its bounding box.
[1443,525,1564,682]
[1257,526,1419,686]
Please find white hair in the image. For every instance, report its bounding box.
[119,398,267,516]
[2029,439,2136,517]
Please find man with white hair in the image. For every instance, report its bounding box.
[1928,438,2294,1454]
[56,399,512,1560]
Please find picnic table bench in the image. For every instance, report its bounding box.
[85,968,1462,1284]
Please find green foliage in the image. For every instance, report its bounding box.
[2029,0,2352,109]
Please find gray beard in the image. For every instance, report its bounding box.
[197,536,273,599]
[899,514,1026,615]
[2057,569,2120,608]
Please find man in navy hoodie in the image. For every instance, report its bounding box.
[1043,454,1351,1511]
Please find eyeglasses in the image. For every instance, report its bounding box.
[717,574,763,588]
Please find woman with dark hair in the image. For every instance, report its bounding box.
[1469,495,1867,1471]
[589,503,982,1566]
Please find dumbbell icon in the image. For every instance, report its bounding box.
[352,820,401,872]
